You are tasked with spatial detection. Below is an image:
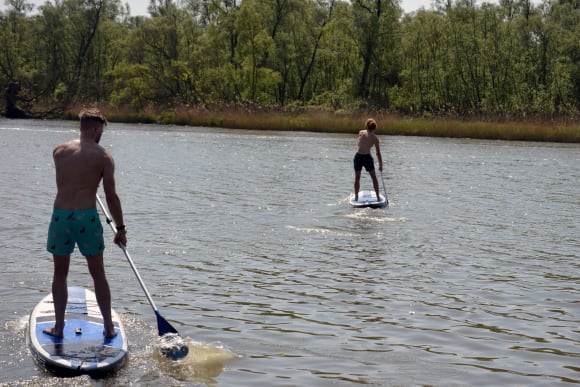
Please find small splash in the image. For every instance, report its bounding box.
[346,212,407,223]
[336,195,352,205]
[158,333,189,360]
[156,334,240,363]
[155,336,240,383]
[287,225,331,234]
[409,303,416,315]
[183,340,240,364]
[2,315,33,370]
[4,315,29,331]
[286,225,352,237]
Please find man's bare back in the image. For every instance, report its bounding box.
[53,139,112,210]
[357,129,379,155]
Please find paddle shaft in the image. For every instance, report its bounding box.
[380,170,389,203]
[96,195,159,312]
[97,195,188,360]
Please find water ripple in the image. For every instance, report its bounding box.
[1,122,578,386]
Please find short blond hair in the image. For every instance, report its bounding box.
[365,118,376,131]
[79,108,107,126]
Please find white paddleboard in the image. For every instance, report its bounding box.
[28,286,128,378]
[349,190,387,208]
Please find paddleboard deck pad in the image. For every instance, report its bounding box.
[350,190,387,208]
[28,286,128,378]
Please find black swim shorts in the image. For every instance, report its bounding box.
[353,153,375,172]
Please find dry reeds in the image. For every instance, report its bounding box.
[65,106,580,143]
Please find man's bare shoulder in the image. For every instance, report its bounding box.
[54,139,109,159]
[54,139,78,149]
[53,139,78,156]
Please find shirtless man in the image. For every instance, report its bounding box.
[353,118,383,201]
[44,108,126,339]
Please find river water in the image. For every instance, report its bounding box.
[0,119,578,386]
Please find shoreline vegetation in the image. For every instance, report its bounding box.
[3,0,578,144]
[63,107,580,143]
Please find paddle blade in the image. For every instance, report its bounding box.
[155,310,179,335]
[155,311,189,360]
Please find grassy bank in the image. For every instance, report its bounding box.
[65,107,580,143]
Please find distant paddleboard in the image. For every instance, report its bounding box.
[349,190,387,208]
[28,286,128,378]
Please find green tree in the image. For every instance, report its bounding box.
[399,10,448,112]
[0,0,35,104]
[542,0,580,116]
[351,0,401,105]
[235,0,278,103]
[0,0,576,118]
[195,0,243,103]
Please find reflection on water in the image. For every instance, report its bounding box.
[0,120,579,386]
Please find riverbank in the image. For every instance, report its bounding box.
[63,107,580,143]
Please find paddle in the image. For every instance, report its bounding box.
[380,170,389,205]
[96,194,188,360]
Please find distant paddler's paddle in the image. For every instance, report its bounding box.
[380,170,389,205]
[96,194,188,360]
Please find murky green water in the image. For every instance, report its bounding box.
[1,119,578,386]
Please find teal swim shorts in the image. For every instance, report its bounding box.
[47,208,105,257]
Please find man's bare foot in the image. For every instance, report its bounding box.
[103,329,118,339]
[43,327,64,338]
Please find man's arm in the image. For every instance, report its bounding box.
[102,153,127,244]
[374,139,383,172]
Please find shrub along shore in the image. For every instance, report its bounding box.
[65,108,580,143]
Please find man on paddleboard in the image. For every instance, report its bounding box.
[353,118,383,201]
[44,108,126,339]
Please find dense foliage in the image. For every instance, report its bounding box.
[1,0,578,119]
